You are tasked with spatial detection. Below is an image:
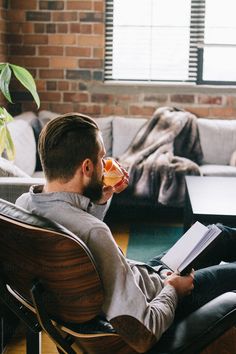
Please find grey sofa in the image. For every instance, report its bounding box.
[0,110,236,215]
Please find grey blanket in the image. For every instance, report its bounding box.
[118,107,203,207]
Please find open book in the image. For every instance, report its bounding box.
[161,221,222,275]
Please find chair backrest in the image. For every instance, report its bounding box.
[0,199,103,324]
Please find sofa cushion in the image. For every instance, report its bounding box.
[0,157,29,177]
[200,164,236,177]
[112,117,147,158]
[198,118,236,165]
[94,117,113,156]
[7,120,36,176]
[14,111,38,123]
[38,110,59,126]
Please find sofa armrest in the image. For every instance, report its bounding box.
[0,177,45,204]
[150,291,236,354]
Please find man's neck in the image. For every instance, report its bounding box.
[43,178,83,194]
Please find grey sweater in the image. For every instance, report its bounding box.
[16,185,178,352]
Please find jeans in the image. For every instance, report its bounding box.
[147,223,236,318]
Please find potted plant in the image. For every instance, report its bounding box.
[0,63,40,160]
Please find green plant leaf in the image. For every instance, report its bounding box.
[10,64,40,109]
[5,126,15,160]
[0,64,13,103]
[0,125,6,156]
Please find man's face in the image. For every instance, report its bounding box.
[83,133,106,202]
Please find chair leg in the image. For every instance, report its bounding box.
[26,327,41,354]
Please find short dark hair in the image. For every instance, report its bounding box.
[38,113,100,181]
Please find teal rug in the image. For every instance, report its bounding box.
[127,224,183,263]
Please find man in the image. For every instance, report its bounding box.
[16,113,236,353]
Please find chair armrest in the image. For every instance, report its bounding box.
[150,291,236,354]
[0,177,45,203]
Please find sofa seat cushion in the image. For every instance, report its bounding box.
[0,157,29,177]
[94,117,113,156]
[200,164,236,177]
[198,118,236,165]
[112,117,147,158]
[7,120,36,176]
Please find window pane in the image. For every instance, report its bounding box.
[112,0,191,81]
[151,28,190,80]
[112,27,150,80]
[203,47,236,81]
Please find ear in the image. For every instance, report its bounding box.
[82,159,94,177]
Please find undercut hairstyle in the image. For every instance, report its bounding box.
[38,113,100,181]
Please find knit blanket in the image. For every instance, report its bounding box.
[118,107,203,207]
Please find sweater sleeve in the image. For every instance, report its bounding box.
[87,226,178,353]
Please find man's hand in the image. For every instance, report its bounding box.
[164,270,194,299]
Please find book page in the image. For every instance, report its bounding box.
[178,224,221,273]
[161,222,209,273]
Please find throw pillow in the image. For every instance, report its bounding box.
[7,119,36,176]
[0,157,29,177]
[38,110,59,126]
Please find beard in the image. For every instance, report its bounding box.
[83,171,104,202]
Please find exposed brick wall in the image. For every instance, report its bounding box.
[2,0,236,119]
[0,0,8,105]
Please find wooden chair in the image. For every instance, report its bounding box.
[0,198,236,354]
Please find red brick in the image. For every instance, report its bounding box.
[93,23,104,35]
[10,0,37,9]
[198,95,222,105]
[91,94,114,103]
[35,80,45,91]
[39,46,64,56]
[6,23,21,33]
[186,107,210,118]
[39,92,61,102]
[64,92,89,103]
[80,24,92,34]
[70,23,81,33]
[24,34,48,44]
[79,59,103,68]
[78,35,103,47]
[102,105,115,116]
[57,23,68,33]
[50,57,78,69]
[6,34,23,44]
[22,23,35,33]
[52,11,77,22]
[34,23,45,33]
[65,47,91,57]
[26,11,51,21]
[93,47,104,58]
[50,102,74,113]
[9,45,36,56]
[76,104,101,116]
[129,106,143,116]
[170,94,195,104]
[39,69,64,79]
[24,57,49,68]
[46,24,56,33]
[67,1,92,10]
[80,12,103,22]
[58,81,69,90]
[49,34,76,45]
[209,107,234,118]
[46,81,57,90]
[39,1,64,10]
[94,1,104,12]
